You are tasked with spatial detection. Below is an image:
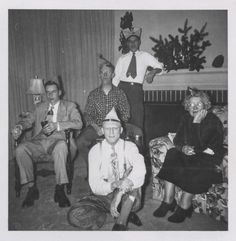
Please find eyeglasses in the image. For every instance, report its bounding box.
[189,102,204,108]
[103,127,120,132]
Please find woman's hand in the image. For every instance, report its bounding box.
[182,145,195,156]
[193,110,207,123]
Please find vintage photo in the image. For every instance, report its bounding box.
[8,8,228,233]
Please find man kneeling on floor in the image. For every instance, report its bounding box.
[88,107,146,230]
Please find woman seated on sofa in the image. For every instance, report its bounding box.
[153,88,225,223]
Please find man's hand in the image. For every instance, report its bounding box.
[145,71,156,83]
[111,181,118,191]
[111,180,123,191]
[42,122,57,135]
[119,178,133,193]
[97,127,103,136]
[12,125,22,140]
[91,124,103,136]
[145,68,163,84]
[193,110,207,123]
[182,145,195,156]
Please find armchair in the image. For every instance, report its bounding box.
[14,128,77,197]
[124,123,144,153]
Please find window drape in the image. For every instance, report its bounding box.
[9,10,114,159]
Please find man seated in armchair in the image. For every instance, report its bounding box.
[11,78,83,208]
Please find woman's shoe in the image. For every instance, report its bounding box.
[168,205,193,223]
[153,199,177,217]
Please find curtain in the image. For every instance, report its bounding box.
[9,10,114,159]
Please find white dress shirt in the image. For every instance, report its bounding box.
[88,139,146,196]
[112,50,163,86]
[46,101,61,131]
[48,101,60,123]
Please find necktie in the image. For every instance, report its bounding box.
[126,52,137,79]
[46,106,54,122]
[111,146,120,182]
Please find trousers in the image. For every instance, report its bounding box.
[15,138,68,185]
[96,188,142,213]
[76,125,99,174]
[119,81,144,129]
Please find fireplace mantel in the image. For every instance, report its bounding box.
[143,67,227,91]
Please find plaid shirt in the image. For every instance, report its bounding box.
[84,85,130,127]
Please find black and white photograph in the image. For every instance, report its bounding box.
[1,0,236,240]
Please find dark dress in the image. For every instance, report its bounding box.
[157,112,224,194]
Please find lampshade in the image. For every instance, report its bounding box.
[27,76,45,95]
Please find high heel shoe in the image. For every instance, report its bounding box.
[168,205,193,223]
[153,199,177,217]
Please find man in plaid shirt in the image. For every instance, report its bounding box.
[77,62,130,178]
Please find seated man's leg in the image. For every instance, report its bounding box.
[80,190,141,230]
[52,140,68,185]
[113,188,142,230]
[76,126,99,176]
[51,140,71,207]
[15,140,44,207]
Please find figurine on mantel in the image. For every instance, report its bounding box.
[212,55,224,68]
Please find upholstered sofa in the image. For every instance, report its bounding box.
[149,105,228,222]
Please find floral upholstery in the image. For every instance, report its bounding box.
[149,105,228,222]
[212,105,228,146]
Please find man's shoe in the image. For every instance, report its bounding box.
[112,223,127,231]
[168,205,193,223]
[128,212,142,226]
[153,199,177,217]
[22,185,39,208]
[54,184,71,208]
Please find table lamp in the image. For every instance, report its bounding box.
[27,76,45,104]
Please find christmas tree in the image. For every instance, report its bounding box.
[150,19,211,72]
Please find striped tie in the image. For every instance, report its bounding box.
[111,146,120,182]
